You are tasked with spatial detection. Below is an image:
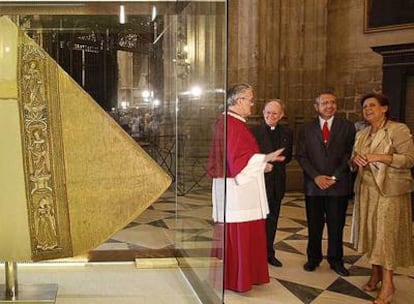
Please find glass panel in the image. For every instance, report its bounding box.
[175,1,226,302]
[1,1,226,302]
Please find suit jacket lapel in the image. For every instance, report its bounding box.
[369,122,394,194]
[328,117,338,148]
[351,126,384,194]
[369,126,387,153]
[312,119,325,147]
[355,128,370,154]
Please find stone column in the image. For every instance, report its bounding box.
[228,0,328,127]
[228,0,260,87]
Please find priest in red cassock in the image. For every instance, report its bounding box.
[208,83,285,292]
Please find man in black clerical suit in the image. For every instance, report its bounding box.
[252,99,293,267]
[296,91,355,276]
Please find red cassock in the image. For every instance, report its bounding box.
[208,112,269,292]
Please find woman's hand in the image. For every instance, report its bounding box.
[352,153,368,168]
[366,153,393,166]
[352,153,393,168]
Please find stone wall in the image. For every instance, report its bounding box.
[158,0,414,192]
[227,0,414,191]
[229,0,414,124]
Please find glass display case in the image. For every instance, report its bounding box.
[0,1,226,302]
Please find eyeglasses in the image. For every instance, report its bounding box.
[317,100,336,107]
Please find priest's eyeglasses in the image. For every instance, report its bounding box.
[239,97,255,104]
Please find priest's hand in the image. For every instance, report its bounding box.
[264,163,273,173]
[265,148,285,163]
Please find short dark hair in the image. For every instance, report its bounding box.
[227,83,253,106]
[315,90,336,104]
[360,92,390,119]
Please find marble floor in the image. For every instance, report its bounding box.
[2,191,413,303]
[0,262,200,303]
[92,190,414,304]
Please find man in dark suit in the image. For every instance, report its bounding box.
[296,91,355,276]
[252,99,293,267]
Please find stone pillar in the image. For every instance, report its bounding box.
[278,0,328,128]
[228,0,328,128]
[228,0,260,87]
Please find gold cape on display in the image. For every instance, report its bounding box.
[0,16,171,262]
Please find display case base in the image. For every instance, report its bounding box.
[0,284,57,303]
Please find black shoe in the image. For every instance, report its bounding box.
[303,261,319,272]
[330,263,349,276]
[268,257,282,267]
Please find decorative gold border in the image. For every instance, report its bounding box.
[17,30,72,261]
[364,0,414,33]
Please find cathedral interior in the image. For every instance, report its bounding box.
[0,1,413,303]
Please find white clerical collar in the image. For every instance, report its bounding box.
[226,111,246,123]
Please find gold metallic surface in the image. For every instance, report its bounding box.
[0,17,17,98]
[0,99,32,261]
[58,68,172,255]
[0,16,171,261]
[17,30,72,261]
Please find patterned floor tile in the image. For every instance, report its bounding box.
[110,224,175,249]
[327,277,374,301]
[277,278,324,304]
[312,290,372,303]
[278,227,306,234]
[275,241,305,255]
[348,265,373,276]
[93,191,414,303]
[343,255,363,265]
[147,219,169,229]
